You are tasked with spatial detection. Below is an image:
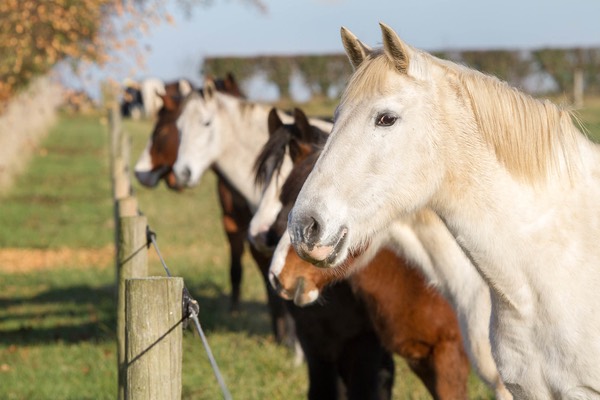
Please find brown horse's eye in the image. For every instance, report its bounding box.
[375,113,397,127]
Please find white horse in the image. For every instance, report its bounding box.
[288,23,600,399]
[172,80,332,213]
[170,78,337,366]
[256,113,511,399]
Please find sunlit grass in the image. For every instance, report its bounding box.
[0,113,113,248]
[2,96,600,399]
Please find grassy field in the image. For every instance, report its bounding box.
[1,95,599,400]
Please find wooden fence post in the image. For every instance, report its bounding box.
[574,68,584,108]
[113,156,131,200]
[117,215,148,400]
[125,277,183,400]
[118,196,139,219]
[110,102,123,165]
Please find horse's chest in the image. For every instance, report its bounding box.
[489,300,552,398]
[489,297,600,399]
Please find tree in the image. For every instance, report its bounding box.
[0,0,267,106]
[460,50,531,88]
[296,54,352,98]
[203,56,257,84]
[259,56,295,100]
[532,48,577,94]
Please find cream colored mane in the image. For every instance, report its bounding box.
[342,50,583,184]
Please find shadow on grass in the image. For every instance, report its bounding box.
[0,279,274,347]
[0,284,117,345]
[185,280,273,338]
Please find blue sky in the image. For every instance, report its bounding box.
[80,0,600,99]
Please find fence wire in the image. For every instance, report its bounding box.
[146,226,233,400]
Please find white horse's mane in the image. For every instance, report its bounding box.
[342,50,584,184]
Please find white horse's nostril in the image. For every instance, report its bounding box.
[181,166,191,181]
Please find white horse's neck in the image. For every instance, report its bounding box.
[383,211,510,395]
[427,111,600,395]
[212,94,286,210]
[393,210,488,310]
[436,132,597,304]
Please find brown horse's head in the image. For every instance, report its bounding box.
[134,74,244,190]
[269,237,339,306]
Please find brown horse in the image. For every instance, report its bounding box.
[133,75,295,346]
[261,109,470,400]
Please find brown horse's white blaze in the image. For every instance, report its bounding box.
[269,232,341,305]
[134,93,182,189]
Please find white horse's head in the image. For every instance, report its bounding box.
[173,80,223,187]
[288,23,451,268]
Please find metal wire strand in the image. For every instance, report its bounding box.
[188,305,233,400]
[146,226,233,400]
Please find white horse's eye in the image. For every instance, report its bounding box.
[203,120,211,127]
[375,113,397,127]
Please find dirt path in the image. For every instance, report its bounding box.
[0,246,114,273]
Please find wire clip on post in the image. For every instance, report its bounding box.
[182,287,200,330]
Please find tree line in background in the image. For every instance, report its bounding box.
[203,47,600,101]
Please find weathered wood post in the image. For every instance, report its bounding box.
[125,277,183,400]
[110,102,123,167]
[113,156,131,200]
[118,197,139,219]
[574,68,584,108]
[117,215,148,400]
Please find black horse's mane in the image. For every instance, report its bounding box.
[279,150,320,207]
[253,120,328,188]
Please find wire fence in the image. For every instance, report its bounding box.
[109,104,232,400]
[146,227,232,400]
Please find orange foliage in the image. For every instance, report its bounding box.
[0,0,173,105]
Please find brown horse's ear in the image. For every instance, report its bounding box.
[293,108,312,142]
[289,108,315,164]
[224,73,237,88]
[341,26,372,70]
[268,108,283,136]
[204,78,217,101]
[224,72,244,98]
[379,22,409,73]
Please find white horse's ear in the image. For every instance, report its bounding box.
[341,26,372,70]
[379,22,409,73]
[204,78,217,100]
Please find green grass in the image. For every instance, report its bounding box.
[0,114,113,248]
[2,97,600,400]
[576,97,600,142]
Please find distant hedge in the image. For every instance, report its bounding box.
[204,47,600,101]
